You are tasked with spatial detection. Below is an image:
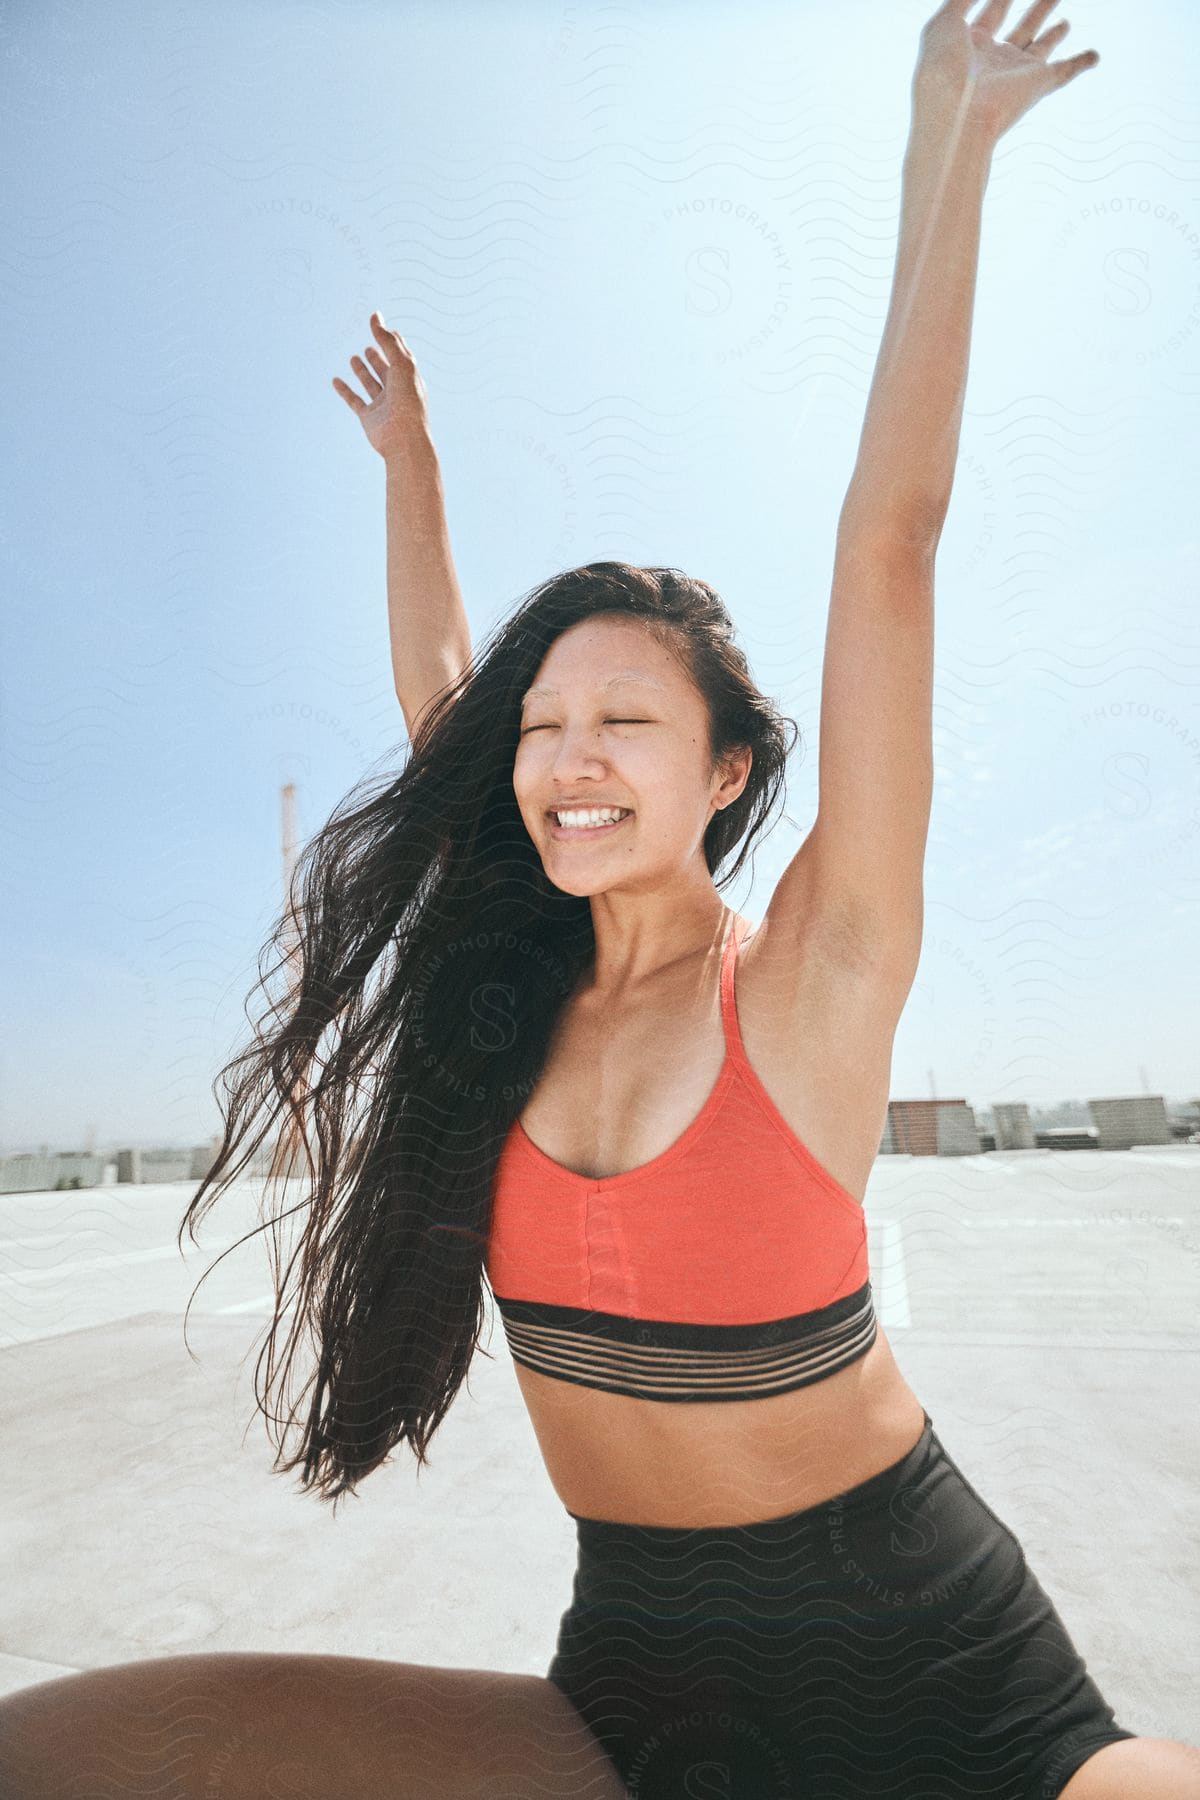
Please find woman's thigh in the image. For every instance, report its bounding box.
[0,1650,631,1800]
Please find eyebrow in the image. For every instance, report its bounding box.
[521,673,666,705]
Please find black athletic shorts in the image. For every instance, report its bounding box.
[546,1410,1137,1798]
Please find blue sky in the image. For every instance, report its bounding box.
[2,1,1197,1151]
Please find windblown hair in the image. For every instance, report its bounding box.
[179,562,798,1511]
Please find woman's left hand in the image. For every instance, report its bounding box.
[914,0,1100,143]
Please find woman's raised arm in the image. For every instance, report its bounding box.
[839,0,1099,541]
[764,0,1100,982]
[332,314,473,743]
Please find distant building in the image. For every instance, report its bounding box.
[991,1103,1036,1150]
[1036,1125,1098,1150]
[1088,1095,1173,1151]
[0,1143,235,1193]
[881,1099,981,1157]
[0,1152,109,1194]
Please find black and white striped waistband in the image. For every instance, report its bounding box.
[492,1282,877,1403]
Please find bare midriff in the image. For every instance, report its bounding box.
[497,902,928,1529]
[510,1327,927,1528]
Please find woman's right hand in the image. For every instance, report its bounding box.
[332,313,432,460]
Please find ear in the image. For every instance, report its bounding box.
[713,744,752,810]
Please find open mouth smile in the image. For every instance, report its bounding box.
[546,808,634,840]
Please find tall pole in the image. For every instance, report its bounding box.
[269,782,310,1182]
[281,780,298,916]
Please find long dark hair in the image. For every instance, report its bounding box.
[179,562,798,1511]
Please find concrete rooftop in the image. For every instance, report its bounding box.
[2,1147,1197,1744]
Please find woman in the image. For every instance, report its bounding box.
[3,3,1196,1796]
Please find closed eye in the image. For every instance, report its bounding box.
[519,718,651,734]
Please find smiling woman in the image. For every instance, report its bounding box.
[0,559,795,1800]
[6,1,1198,1796]
[175,553,796,1519]
[513,617,754,904]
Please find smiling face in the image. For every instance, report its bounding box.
[513,614,750,897]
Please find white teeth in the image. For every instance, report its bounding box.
[554,807,630,829]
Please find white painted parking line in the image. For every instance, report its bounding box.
[957,1217,1187,1228]
[0,1239,242,1284]
[1,1236,125,1251]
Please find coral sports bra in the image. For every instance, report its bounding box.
[485,915,877,1403]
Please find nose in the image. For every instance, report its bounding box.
[550,722,608,784]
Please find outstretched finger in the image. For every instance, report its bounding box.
[331,376,366,414]
[370,312,407,355]
[350,353,382,394]
[1029,18,1070,58]
[971,0,1017,30]
[1050,46,1100,84]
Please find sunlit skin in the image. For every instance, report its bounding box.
[513,615,752,993]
